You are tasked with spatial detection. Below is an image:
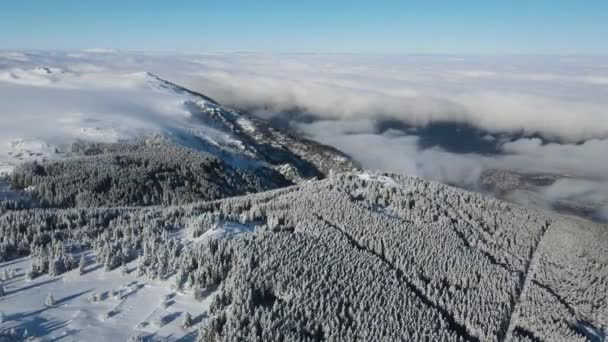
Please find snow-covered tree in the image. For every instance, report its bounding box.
[0,285,5,297]
[48,257,59,277]
[182,312,193,329]
[120,262,128,276]
[25,264,36,281]
[104,253,113,272]
[136,254,144,277]
[0,311,5,323]
[45,291,55,307]
[79,256,86,275]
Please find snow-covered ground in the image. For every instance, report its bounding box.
[0,66,246,175]
[357,172,399,187]
[197,222,255,241]
[0,252,217,341]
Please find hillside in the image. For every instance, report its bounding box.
[0,68,356,181]
[1,172,605,341]
[0,69,357,208]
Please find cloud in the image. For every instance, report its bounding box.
[82,48,118,54]
[168,54,608,143]
[0,51,30,62]
[0,51,606,219]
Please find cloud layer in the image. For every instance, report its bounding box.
[1,51,607,219]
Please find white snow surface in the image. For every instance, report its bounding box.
[357,172,399,187]
[0,66,243,174]
[0,252,217,341]
[199,222,255,240]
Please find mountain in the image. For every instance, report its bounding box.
[0,172,605,341]
[0,70,605,341]
[1,71,357,208]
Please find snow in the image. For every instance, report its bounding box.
[0,252,217,341]
[357,172,399,187]
[0,67,250,174]
[198,222,255,241]
[237,118,257,134]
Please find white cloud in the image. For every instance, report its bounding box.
[82,48,118,54]
[0,51,606,218]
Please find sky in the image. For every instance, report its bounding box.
[1,0,607,54]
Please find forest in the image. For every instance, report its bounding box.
[1,158,606,341]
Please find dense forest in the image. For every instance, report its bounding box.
[8,141,292,208]
[1,166,606,341]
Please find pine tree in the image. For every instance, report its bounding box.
[45,291,55,307]
[182,312,193,329]
[136,253,144,277]
[104,253,113,272]
[0,285,5,297]
[48,258,58,277]
[121,262,128,276]
[25,263,36,281]
[79,256,86,275]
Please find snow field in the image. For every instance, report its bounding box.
[0,252,218,341]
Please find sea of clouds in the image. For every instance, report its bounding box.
[0,50,606,219]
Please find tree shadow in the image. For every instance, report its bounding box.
[198,284,218,299]
[51,328,80,341]
[160,312,181,326]
[3,316,70,340]
[55,289,93,306]
[118,283,145,301]
[85,263,103,274]
[177,330,199,342]
[193,312,208,325]
[0,257,27,268]
[8,277,60,295]
[7,306,49,321]
[2,272,25,287]
[133,332,175,342]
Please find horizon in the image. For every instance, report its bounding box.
[2,1,607,54]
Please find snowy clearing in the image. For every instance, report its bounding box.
[197,222,255,241]
[357,172,399,187]
[0,252,217,341]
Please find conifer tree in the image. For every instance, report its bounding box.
[182,312,193,329]
[79,256,86,275]
[45,291,55,307]
[25,263,36,281]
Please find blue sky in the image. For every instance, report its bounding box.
[1,0,606,54]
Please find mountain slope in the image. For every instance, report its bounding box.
[1,172,605,341]
[1,70,357,207]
